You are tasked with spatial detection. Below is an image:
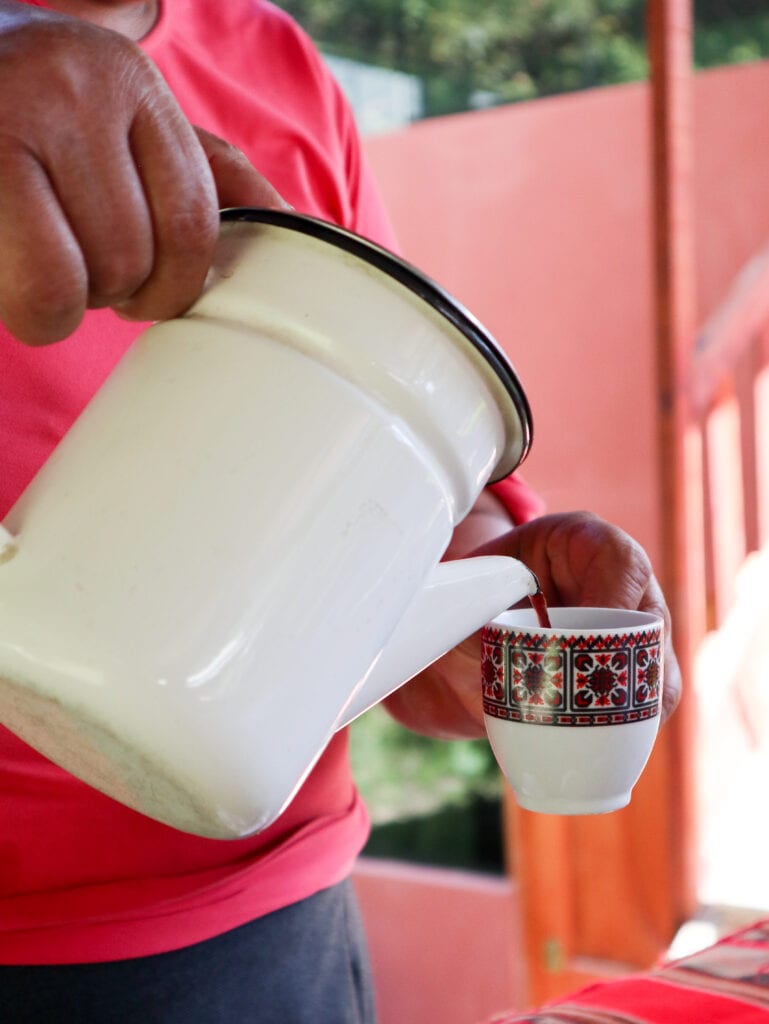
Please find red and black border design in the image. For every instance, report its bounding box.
[481,625,662,726]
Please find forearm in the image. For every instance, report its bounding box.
[382,636,487,739]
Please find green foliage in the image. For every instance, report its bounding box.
[695,9,769,67]
[279,0,769,119]
[695,0,768,24]
[349,707,505,872]
[349,704,501,824]
[282,0,649,115]
[361,790,505,872]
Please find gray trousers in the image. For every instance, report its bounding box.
[0,879,377,1023]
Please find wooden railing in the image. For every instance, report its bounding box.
[692,244,769,624]
[505,244,769,1011]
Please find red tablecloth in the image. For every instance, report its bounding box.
[489,919,769,1023]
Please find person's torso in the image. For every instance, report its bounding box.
[0,0,393,963]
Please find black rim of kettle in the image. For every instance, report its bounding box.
[217,210,528,479]
[220,207,532,477]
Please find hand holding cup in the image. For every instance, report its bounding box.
[482,606,664,814]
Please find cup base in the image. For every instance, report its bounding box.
[513,791,632,816]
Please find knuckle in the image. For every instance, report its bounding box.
[116,206,216,322]
[88,247,152,305]
[1,269,85,344]
[162,197,219,262]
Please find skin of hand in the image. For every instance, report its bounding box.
[0,0,287,346]
[384,496,682,740]
[34,0,160,39]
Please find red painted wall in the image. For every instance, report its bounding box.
[358,62,769,1021]
[364,61,769,574]
[693,61,769,317]
[353,859,523,1024]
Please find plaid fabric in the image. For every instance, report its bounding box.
[488,919,769,1023]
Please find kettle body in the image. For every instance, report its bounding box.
[0,210,535,838]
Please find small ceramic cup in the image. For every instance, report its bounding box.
[481,607,664,814]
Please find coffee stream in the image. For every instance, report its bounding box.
[529,589,552,629]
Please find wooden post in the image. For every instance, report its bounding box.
[646,0,703,916]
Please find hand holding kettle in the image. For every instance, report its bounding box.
[0,0,286,346]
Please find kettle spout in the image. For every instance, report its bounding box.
[336,555,538,729]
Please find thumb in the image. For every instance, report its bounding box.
[194,126,291,211]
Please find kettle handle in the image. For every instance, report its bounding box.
[334,555,538,730]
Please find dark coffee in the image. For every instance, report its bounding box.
[529,590,552,629]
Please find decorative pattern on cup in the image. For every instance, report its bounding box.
[481,623,662,726]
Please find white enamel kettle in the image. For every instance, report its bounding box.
[0,209,536,838]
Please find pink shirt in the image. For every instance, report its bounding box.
[0,0,541,964]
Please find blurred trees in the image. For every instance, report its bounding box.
[349,704,505,871]
[280,0,769,117]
